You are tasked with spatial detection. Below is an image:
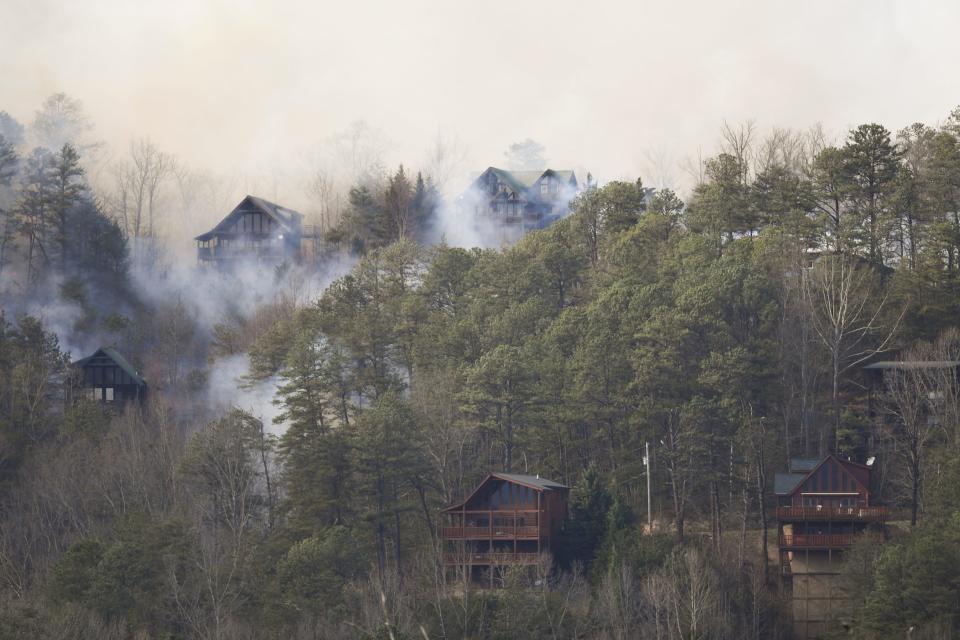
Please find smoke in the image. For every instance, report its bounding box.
[127,246,354,425]
[431,171,584,249]
[205,353,286,435]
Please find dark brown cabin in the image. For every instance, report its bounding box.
[195,195,318,268]
[775,455,886,638]
[775,454,884,549]
[441,472,568,583]
[72,347,147,406]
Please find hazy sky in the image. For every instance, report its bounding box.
[2,0,959,198]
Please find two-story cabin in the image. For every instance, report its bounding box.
[441,473,568,585]
[72,347,147,406]
[459,168,581,243]
[195,195,319,268]
[775,455,886,638]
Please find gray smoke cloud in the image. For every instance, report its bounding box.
[3,0,957,208]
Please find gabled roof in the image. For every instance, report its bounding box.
[475,167,579,195]
[775,454,870,496]
[492,472,568,490]
[441,472,567,512]
[73,347,147,387]
[775,473,807,495]
[488,168,541,191]
[195,195,303,241]
[539,169,577,185]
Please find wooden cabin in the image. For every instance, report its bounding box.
[775,455,886,638]
[441,473,568,583]
[195,195,318,268]
[72,347,147,406]
[459,168,581,242]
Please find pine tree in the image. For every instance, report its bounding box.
[0,135,18,278]
[559,464,613,568]
[843,123,901,265]
[15,148,55,282]
[48,143,85,271]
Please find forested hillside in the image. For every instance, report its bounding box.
[3,100,960,639]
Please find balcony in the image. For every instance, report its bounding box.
[442,525,540,540]
[442,510,541,540]
[776,506,887,522]
[779,533,858,549]
[444,552,540,566]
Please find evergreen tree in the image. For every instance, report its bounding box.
[560,464,613,568]
[48,143,85,271]
[843,123,901,265]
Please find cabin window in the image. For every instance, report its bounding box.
[105,388,114,402]
[86,388,97,401]
[841,472,848,492]
[541,181,549,195]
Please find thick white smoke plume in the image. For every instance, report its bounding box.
[128,252,354,433]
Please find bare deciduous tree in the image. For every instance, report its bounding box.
[103,138,175,263]
[801,254,904,452]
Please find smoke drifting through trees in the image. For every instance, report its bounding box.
[4,92,960,639]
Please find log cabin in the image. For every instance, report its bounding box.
[195,195,319,267]
[775,455,886,638]
[459,168,581,242]
[72,347,147,406]
[441,472,568,585]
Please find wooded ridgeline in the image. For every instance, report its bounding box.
[2,98,960,639]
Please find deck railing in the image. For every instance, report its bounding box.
[442,510,541,540]
[443,552,540,566]
[779,533,857,548]
[776,506,886,521]
[442,526,540,539]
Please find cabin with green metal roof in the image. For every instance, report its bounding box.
[72,347,147,406]
[460,167,581,240]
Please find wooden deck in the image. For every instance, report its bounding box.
[443,552,540,566]
[779,533,857,549]
[776,506,886,522]
[441,525,540,540]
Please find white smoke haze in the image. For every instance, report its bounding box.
[4,0,958,209]
[127,248,355,430]
[3,0,959,436]
[205,353,286,435]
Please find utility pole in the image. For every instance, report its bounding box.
[644,441,652,532]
